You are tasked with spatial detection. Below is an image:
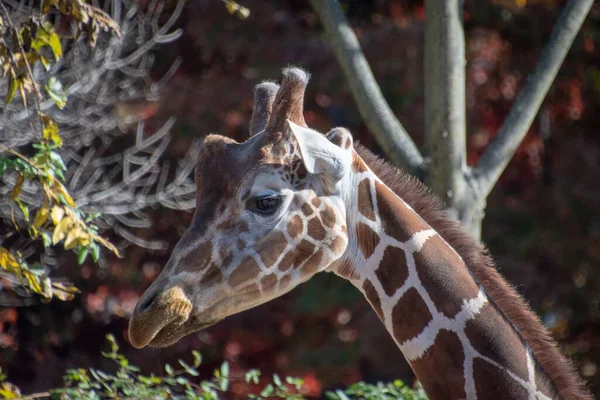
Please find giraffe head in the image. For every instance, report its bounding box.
[129,68,356,348]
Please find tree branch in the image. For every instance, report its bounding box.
[309,0,425,177]
[473,0,593,196]
[424,0,467,211]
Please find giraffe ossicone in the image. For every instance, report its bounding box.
[128,68,591,400]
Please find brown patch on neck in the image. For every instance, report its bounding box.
[354,144,591,400]
[414,235,480,318]
[375,246,408,297]
[391,287,432,344]
[357,179,376,221]
[356,222,379,259]
[465,302,529,381]
[410,329,466,400]
[375,181,430,243]
[473,358,529,399]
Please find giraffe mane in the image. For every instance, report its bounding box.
[354,143,592,400]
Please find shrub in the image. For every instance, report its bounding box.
[0,335,428,400]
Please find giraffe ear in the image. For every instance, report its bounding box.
[287,120,352,184]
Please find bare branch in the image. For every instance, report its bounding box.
[424,0,467,210]
[309,0,425,177]
[473,0,593,196]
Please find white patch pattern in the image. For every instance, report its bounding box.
[342,156,554,400]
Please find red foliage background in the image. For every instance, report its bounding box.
[1,0,599,397]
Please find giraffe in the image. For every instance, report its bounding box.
[128,68,591,400]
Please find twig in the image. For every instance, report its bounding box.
[473,0,594,196]
[309,0,425,177]
[0,1,45,136]
[15,391,51,400]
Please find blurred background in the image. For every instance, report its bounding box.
[1,0,599,397]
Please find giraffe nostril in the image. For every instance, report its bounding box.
[137,291,158,313]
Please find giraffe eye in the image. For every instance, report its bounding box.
[254,194,281,214]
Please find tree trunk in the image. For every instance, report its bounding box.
[311,0,594,242]
[424,0,468,222]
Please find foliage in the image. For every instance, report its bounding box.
[0,0,121,302]
[222,0,250,19]
[0,335,426,399]
[327,381,428,400]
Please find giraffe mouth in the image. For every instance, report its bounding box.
[146,316,220,348]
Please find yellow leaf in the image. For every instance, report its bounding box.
[43,183,57,201]
[40,276,53,298]
[41,114,62,147]
[94,235,121,257]
[23,270,43,295]
[0,248,10,270]
[225,1,239,14]
[52,281,80,301]
[0,382,21,398]
[52,216,73,244]
[10,173,24,200]
[56,182,75,207]
[0,248,20,273]
[52,281,80,293]
[64,227,87,250]
[50,205,64,225]
[79,234,90,247]
[237,6,250,19]
[33,205,50,228]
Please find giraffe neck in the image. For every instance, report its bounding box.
[331,153,558,400]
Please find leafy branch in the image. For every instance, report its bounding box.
[0,335,427,399]
[0,0,121,303]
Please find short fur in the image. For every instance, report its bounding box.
[354,143,591,400]
[267,67,310,131]
[250,81,279,137]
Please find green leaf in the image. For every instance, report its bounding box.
[50,151,67,171]
[16,199,29,221]
[220,362,229,379]
[260,384,274,397]
[245,369,260,384]
[78,246,88,265]
[325,392,341,400]
[178,359,190,370]
[273,374,281,387]
[40,232,51,247]
[219,361,229,391]
[45,77,68,109]
[164,364,174,376]
[90,243,100,263]
[192,350,202,367]
[6,75,18,105]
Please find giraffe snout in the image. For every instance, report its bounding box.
[128,285,192,348]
